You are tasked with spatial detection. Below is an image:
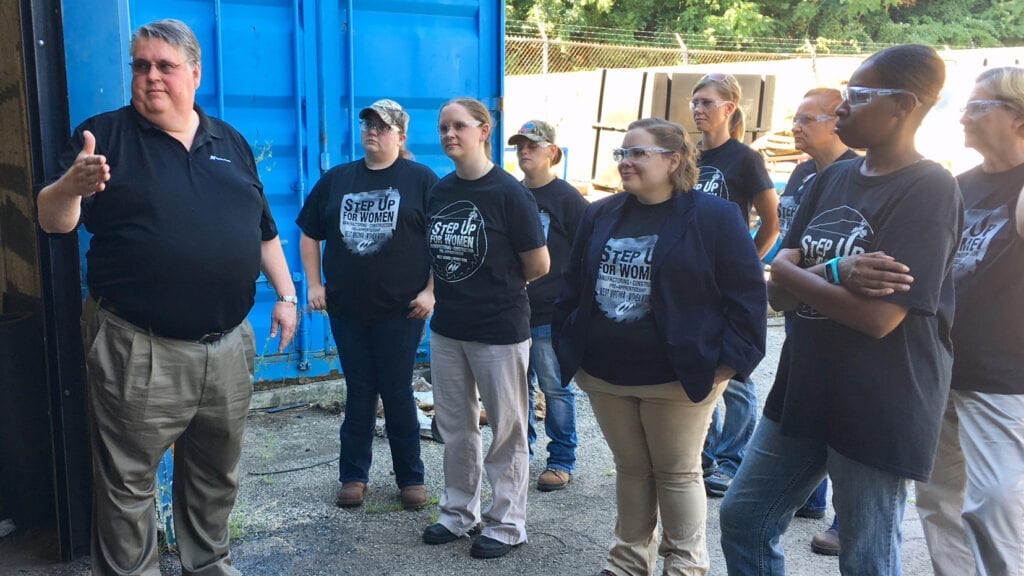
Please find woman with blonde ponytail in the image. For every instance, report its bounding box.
[690,73,779,499]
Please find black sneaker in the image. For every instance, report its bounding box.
[470,535,518,559]
[704,470,732,497]
[422,523,480,545]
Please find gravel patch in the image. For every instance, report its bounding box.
[1,320,934,575]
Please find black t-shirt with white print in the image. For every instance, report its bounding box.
[694,138,774,226]
[296,157,438,321]
[581,195,676,386]
[427,166,547,345]
[779,150,858,242]
[527,178,588,327]
[951,162,1024,395]
[764,157,963,482]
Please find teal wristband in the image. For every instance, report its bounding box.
[825,257,843,285]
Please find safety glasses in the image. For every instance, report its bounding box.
[842,86,916,107]
[612,146,674,162]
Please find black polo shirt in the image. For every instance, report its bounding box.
[58,104,278,340]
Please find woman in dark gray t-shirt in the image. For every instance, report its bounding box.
[721,45,964,576]
[914,66,1024,576]
[420,97,549,560]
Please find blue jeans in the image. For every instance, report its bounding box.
[720,418,908,576]
[527,324,577,473]
[330,314,426,488]
[702,378,757,476]
[805,477,829,512]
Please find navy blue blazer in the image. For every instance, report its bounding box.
[552,190,767,402]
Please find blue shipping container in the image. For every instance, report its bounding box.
[60,0,506,383]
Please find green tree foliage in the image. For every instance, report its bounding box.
[506,0,1022,48]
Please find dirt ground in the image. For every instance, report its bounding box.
[1,320,935,575]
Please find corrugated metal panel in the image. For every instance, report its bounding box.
[61,0,504,383]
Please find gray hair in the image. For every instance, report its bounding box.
[976,67,1024,118]
[131,19,201,65]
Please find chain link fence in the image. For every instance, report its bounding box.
[506,19,900,76]
[507,35,800,74]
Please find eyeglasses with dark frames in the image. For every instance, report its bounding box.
[360,118,396,133]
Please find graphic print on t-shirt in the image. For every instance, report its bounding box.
[340,188,401,255]
[594,235,657,322]
[797,206,873,319]
[955,206,1010,279]
[428,200,488,282]
[778,196,799,240]
[779,173,817,239]
[694,166,729,200]
[539,211,551,239]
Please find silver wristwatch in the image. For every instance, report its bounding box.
[277,294,299,305]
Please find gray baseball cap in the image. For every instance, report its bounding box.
[359,99,409,133]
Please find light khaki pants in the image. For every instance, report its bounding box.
[916,390,1024,576]
[577,370,724,576]
[430,331,531,545]
[82,296,254,576]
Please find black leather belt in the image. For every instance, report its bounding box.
[196,330,230,344]
[96,297,232,344]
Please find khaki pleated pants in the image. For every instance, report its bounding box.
[82,296,254,576]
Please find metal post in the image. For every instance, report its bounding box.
[292,0,310,371]
[214,0,225,118]
[538,22,551,116]
[805,38,817,82]
[539,21,549,76]
[675,33,688,67]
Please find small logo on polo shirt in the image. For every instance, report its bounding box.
[209,154,232,163]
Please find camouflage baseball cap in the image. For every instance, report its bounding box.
[508,119,557,146]
[359,99,408,133]
[508,120,563,165]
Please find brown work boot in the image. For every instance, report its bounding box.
[400,485,428,510]
[811,527,841,556]
[537,468,571,491]
[336,481,367,508]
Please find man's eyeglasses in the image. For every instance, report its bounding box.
[612,146,674,163]
[842,86,916,107]
[961,99,1010,118]
[515,141,551,152]
[438,120,482,134]
[690,98,730,111]
[360,118,395,133]
[792,114,836,127]
[129,59,189,75]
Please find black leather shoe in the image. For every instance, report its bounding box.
[470,535,518,559]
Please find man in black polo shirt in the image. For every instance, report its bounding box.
[37,19,296,576]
